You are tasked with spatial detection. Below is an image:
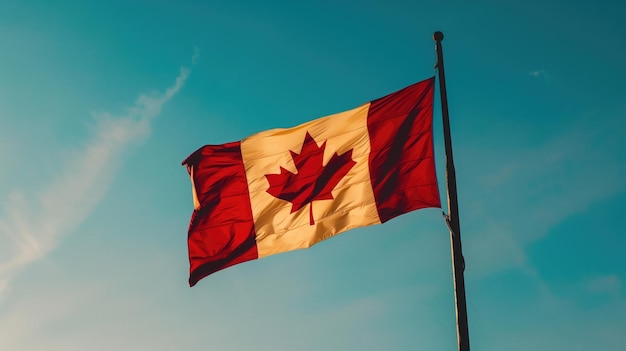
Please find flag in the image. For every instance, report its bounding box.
[182,77,440,286]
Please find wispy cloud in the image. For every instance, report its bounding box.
[587,275,622,297]
[192,46,200,65]
[529,69,546,78]
[0,66,190,300]
[464,110,626,278]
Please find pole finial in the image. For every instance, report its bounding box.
[433,31,444,42]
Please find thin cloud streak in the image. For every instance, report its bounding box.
[529,69,546,78]
[192,46,200,65]
[0,67,190,299]
[464,111,626,279]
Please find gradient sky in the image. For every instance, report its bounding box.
[1,0,625,350]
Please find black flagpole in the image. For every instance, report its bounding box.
[433,31,470,351]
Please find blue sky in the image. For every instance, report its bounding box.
[1,0,625,350]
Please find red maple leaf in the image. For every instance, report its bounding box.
[266,132,356,225]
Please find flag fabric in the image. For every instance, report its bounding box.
[182,77,441,286]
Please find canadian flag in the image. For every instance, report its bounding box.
[183,77,440,286]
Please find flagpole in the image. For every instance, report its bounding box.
[433,31,470,351]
